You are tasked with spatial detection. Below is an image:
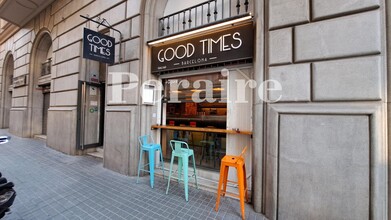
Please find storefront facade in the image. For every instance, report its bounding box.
[0,0,389,219]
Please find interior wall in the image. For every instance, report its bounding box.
[226,67,252,189]
[164,0,206,16]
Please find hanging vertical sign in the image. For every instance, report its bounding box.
[83,28,115,64]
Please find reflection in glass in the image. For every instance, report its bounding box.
[162,73,227,170]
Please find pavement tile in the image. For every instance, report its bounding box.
[0,130,265,220]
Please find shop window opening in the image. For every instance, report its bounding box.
[161,73,227,171]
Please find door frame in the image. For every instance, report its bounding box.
[76,80,105,150]
[41,86,50,135]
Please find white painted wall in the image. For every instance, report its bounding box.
[164,0,206,16]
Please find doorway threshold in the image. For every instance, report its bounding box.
[34,135,47,141]
[87,147,103,159]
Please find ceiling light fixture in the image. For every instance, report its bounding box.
[191,89,204,92]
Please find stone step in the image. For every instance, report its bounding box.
[34,135,47,141]
[87,148,103,159]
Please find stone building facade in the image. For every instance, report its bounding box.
[264,1,387,219]
[0,0,389,219]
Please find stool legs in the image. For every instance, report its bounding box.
[215,164,226,211]
[192,154,198,189]
[243,164,248,202]
[136,149,144,184]
[137,147,164,188]
[166,154,197,201]
[178,157,183,183]
[237,165,246,220]
[215,163,247,220]
[183,156,189,202]
[159,147,165,180]
[222,165,229,196]
[166,155,175,195]
[148,149,155,188]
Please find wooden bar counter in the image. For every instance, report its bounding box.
[151,125,253,136]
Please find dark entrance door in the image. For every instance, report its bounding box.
[76,81,105,149]
[4,90,12,129]
[42,91,50,135]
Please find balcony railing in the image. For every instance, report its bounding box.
[41,58,51,76]
[159,0,251,37]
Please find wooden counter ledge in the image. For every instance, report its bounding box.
[151,125,253,136]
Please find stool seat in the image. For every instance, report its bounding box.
[221,155,244,165]
[215,147,248,220]
[142,143,160,149]
[174,148,194,156]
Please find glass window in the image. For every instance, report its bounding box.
[161,73,227,170]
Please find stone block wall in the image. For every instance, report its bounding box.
[265,0,387,219]
[0,18,33,137]
[48,0,144,173]
[0,0,145,175]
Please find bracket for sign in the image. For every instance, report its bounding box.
[80,14,123,63]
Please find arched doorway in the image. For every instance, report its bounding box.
[30,31,52,136]
[2,53,14,128]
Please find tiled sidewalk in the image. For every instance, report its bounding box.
[0,130,265,220]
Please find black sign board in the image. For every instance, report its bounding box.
[83,28,115,64]
[151,23,253,74]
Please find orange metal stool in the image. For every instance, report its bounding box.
[215,147,248,220]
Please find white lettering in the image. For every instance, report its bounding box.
[168,79,190,103]
[187,43,195,58]
[198,32,242,55]
[157,49,164,62]
[192,80,216,103]
[222,34,231,51]
[87,34,113,47]
[107,72,138,104]
[210,36,222,53]
[175,45,187,59]
[158,43,195,62]
[258,80,282,103]
[164,47,175,61]
[156,31,244,62]
[231,32,242,49]
[200,39,208,55]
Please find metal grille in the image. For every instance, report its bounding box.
[159,0,251,37]
[41,58,52,76]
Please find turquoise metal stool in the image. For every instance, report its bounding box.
[166,140,198,201]
[137,135,164,188]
